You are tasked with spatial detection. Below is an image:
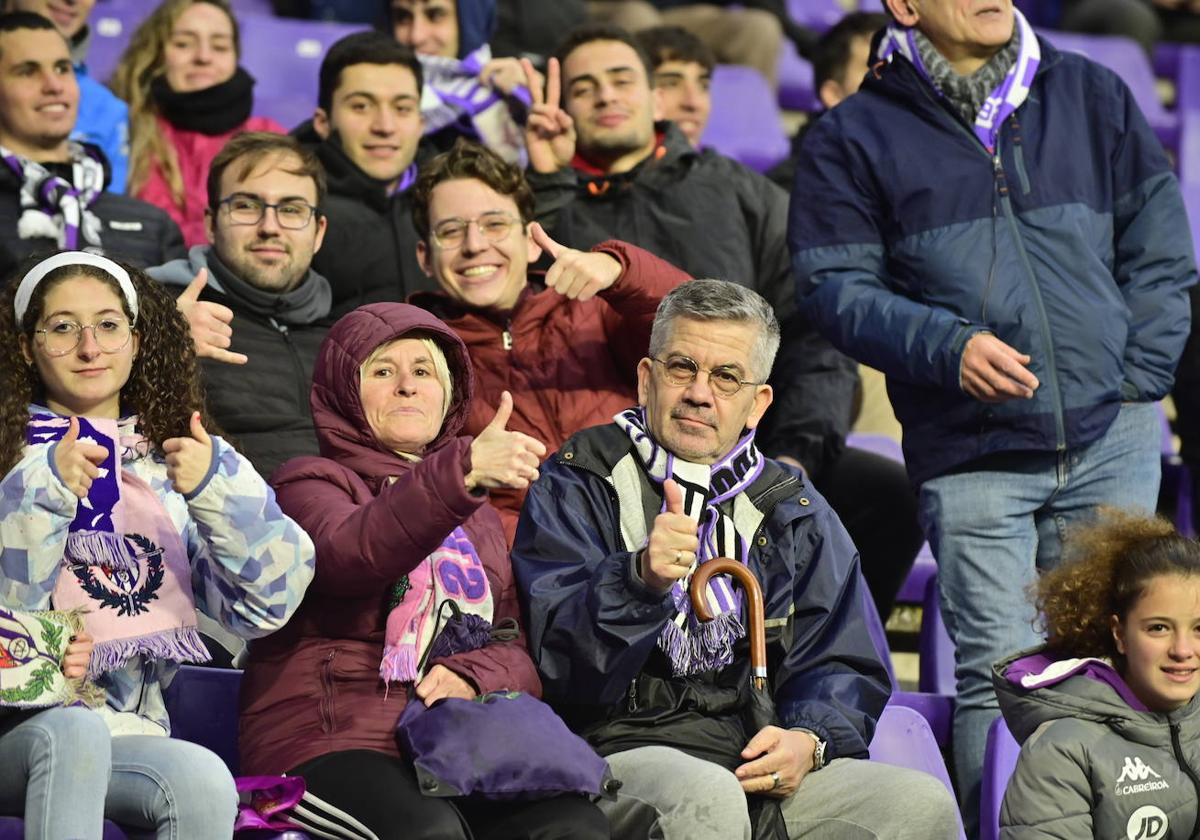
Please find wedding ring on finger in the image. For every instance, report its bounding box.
[770,771,781,790]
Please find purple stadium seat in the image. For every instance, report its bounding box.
[979,716,1021,840]
[918,574,956,697]
[86,4,143,82]
[890,690,953,749]
[1037,29,1179,154]
[863,585,899,688]
[777,40,819,112]
[0,817,131,839]
[868,705,967,840]
[702,64,790,172]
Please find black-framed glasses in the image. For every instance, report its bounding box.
[651,356,764,398]
[217,195,320,229]
[431,212,520,250]
[35,318,133,357]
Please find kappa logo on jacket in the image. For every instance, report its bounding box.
[1115,757,1170,796]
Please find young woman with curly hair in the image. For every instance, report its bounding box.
[0,252,313,839]
[109,0,282,245]
[993,508,1200,839]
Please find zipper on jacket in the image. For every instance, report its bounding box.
[319,649,338,733]
[992,136,1067,451]
[502,326,513,351]
[270,318,309,412]
[1169,722,1200,838]
[627,678,638,712]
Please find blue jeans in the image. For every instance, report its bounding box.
[917,401,1161,837]
[0,709,237,840]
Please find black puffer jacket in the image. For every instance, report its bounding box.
[0,144,185,283]
[294,122,439,318]
[150,246,332,478]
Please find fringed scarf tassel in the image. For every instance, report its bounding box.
[87,625,209,681]
[659,610,746,676]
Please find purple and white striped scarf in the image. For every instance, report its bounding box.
[418,44,531,165]
[877,8,1040,153]
[615,407,766,676]
[1,142,105,250]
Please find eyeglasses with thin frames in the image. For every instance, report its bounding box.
[217,195,320,229]
[35,318,133,357]
[431,212,521,250]
[651,356,764,398]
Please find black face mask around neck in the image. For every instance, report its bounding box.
[151,66,255,135]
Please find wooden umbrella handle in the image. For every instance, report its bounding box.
[689,557,767,690]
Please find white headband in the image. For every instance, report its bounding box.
[13,251,138,326]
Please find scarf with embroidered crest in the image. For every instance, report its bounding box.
[614,407,766,676]
[1,142,105,250]
[27,413,209,680]
[0,604,104,709]
[877,8,1040,153]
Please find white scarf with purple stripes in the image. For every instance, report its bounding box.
[614,407,766,676]
[1,142,105,250]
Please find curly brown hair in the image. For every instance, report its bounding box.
[0,254,219,475]
[411,139,535,241]
[1035,507,1200,661]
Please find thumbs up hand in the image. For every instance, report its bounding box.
[532,223,622,303]
[52,416,110,499]
[640,478,700,593]
[466,391,548,492]
[175,268,248,366]
[162,411,214,496]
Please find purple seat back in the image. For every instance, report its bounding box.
[85,4,143,83]
[862,585,898,688]
[163,665,243,775]
[979,716,1021,840]
[918,574,956,696]
[0,817,131,839]
[702,65,790,172]
[777,40,819,112]
[868,705,967,840]
[889,690,953,749]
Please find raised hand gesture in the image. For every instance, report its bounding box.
[532,223,622,302]
[163,412,215,496]
[53,416,110,499]
[466,391,548,491]
[522,57,576,174]
[176,268,248,366]
[640,479,700,593]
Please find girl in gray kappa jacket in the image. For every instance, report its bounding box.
[993,509,1200,840]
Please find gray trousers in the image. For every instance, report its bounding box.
[601,746,962,840]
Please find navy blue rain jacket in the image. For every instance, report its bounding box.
[789,36,1196,485]
[510,423,891,762]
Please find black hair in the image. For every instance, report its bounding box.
[552,22,654,88]
[318,30,424,112]
[637,25,715,74]
[813,12,887,90]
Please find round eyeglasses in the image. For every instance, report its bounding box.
[431,212,520,250]
[35,318,133,357]
[218,195,320,229]
[651,356,764,398]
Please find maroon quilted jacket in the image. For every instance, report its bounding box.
[238,303,540,776]
[410,240,690,542]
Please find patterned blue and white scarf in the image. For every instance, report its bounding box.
[877,8,1040,152]
[615,407,766,676]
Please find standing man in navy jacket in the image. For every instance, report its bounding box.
[512,280,960,840]
[789,2,1197,831]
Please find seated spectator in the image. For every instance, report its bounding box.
[0,250,315,837]
[585,0,782,88]
[110,0,284,246]
[1057,0,1162,55]
[491,0,586,61]
[512,279,961,840]
[238,302,608,840]
[298,32,439,317]
[4,0,129,193]
[408,139,690,540]
[767,11,885,191]
[995,509,1200,837]
[528,25,922,618]
[0,13,184,281]
[389,0,532,162]
[150,132,331,479]
[637,24,712,149]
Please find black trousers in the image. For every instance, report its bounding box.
[812,446,924,621]
[290,749,611,840]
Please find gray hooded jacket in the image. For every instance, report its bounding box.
[994,648,1200,840]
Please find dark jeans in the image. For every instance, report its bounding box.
[813,446,924,621]
[290,749,611,840]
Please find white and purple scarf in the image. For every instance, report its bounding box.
[0,605,104,709]
[877,9,1040,152]
[614,407,766,676]
[1,142,105,250]
[380,525,493,687]
[418,45,531,165]
[28,413,209,679]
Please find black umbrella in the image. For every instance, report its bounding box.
[691,558,789,840]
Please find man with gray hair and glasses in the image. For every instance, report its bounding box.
[511,279,960,840]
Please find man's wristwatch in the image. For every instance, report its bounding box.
[796,729,827,771]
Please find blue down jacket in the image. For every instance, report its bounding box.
[789,35,1196,485]
[511,423,891,763]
